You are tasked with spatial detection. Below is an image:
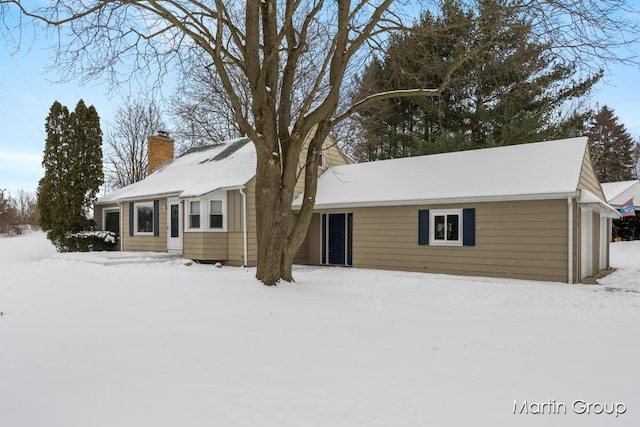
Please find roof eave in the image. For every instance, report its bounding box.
[96,191,183,204]
[292,191,578,211]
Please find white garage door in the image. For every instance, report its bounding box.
[581,210,593,280]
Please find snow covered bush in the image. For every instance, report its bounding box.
[59,231,118,252]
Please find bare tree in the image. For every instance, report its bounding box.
[14,188,39,228]
[171,55,248,153]
[105,97,165,189]
[2,1,637,285]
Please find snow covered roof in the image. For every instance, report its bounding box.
[294,137,591,209]
[579,190,621,218]
[601,180,640,207]
[98,138,256,203]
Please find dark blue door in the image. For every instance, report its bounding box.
[328,213,346,265]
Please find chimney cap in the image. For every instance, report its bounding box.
[156,130,170,138]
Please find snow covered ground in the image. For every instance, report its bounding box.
[1,232,639,427]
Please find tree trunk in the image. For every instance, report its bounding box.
[253,129,325,286]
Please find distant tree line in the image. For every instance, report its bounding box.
[0,189,39,235]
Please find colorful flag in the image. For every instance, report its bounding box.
[620,198,636,217]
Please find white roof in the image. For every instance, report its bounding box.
[579,190,621,218]
[294,137,590,209]
[98,138,256,203]
[601,180,640,207]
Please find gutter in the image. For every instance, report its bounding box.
[567,197,573,284]
[99,191,182,205]
[239,187,248,267]
[117,201,124,252]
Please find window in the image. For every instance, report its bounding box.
[184,193,226,232]
[103,208,120,234]
[135,202,154,234]
[318,142,326,168]
[419,208,475,247]
[431,210,461,245]
[209,200,223,229]
[189,200,201,229]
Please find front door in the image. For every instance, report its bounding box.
[321,213,353,266]
[167,198,183,252]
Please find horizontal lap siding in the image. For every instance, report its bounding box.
[227,231,244,266]
[183,232,228,261]
[245,177,258,266]
[578,149,605,199]
[122,200,167,252]
[350,200,569,282]
[294,226,309,264]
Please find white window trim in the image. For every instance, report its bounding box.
[184,191,227,232]
[102,207,120,232]
[133,202,155,236]
[208,199,225,230]
[429,209,463,246]
[186,200,201,230]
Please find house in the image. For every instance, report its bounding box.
[95,133,351,266]
[97,134,617,284]
[601,180,640,240]
[292,137,619,283]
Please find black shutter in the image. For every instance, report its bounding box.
[129,203,134,236]
[418,210,429,245]
[463,208,475,246]
[153,200,160,237]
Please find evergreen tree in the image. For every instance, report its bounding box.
[588,105,635,183]
[38,100,104,248]
[352,0,600,160]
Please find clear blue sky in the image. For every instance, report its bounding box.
[1,12,640,196]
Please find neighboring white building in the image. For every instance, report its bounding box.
[601,180,640,240]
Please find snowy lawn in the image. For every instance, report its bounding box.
[1,232,639,427]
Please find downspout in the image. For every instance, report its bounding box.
[567,197,573,284]
[117,201,123,252]
[239,187,248,267]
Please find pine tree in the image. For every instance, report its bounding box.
[588,105,635,183]
[38,100,104,248]
[351,0,600,160]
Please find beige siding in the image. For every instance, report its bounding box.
[122,199,168,252]
[240,177,259,266]
[227,231,245,266]
[305,200,571,283]
[227,190,244,232]
[183,232,228,261]
[307,213,322,264]
[293,214,310,264]
[294,136,352,198]
[323,136,352,168]
[578,148,605,199]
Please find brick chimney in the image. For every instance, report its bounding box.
[147,131,174,175]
